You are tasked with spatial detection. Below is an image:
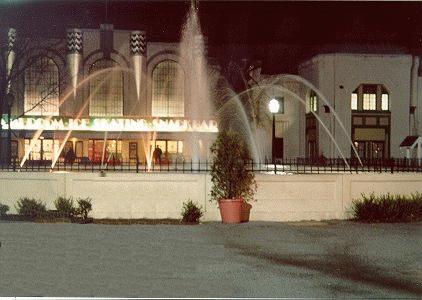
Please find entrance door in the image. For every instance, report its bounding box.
[88,140,122,163]
[273,138,284,160]
[370,141,384,159]
[354,141,385,160]
[24,139,59,160]
[307,140,318,159]
[151,140,184,163]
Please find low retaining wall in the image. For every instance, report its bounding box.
[1,171,421,221]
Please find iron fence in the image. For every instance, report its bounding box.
[0,157,421,174]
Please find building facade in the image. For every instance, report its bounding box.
[254,51,422,162]
[2,23,421,164]
[297,52,421,160]
[2,24,217,165]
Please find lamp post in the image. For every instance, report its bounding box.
[5,93,14,164]
[268,98,280,163]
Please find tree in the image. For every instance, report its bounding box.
[0,28,67,163]
[215,57,264,131]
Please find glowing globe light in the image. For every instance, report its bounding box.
[268,98,280,114]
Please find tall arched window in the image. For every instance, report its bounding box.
[89,59,123,117]
[24,57,59,116]
[152,60,184,117]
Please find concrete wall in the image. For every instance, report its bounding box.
[1,172,421,222]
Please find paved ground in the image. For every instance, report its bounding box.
[0,221,421,298]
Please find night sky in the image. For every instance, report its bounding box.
[2,1,422,74]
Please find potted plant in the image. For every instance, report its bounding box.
[210,130,257,223]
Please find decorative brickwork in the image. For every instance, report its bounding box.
[130,31,146,56]
[67,29,83,54]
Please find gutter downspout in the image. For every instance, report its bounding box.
[410,55,419,136]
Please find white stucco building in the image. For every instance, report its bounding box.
[256,50,422,161]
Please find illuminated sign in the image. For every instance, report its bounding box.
[0,116,218,133]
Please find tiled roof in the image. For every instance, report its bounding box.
[399,136,421,148]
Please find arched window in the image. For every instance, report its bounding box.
[89,59,123,117]
[24,57,59,116]
[152,60,184,117]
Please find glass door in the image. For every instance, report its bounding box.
[25,139,41,160]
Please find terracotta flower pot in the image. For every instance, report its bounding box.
[218,198,243,223]
[241,202,252,222]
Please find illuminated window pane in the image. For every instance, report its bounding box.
[25,139,40,160]
[75,141,83,158]
[167,141,178,154]
[351,93,358,110]
[53,140,60,161]
[309,91,318,112]
[274,97,285,114]
[363,94,369,110]
[370,94,376,110]
[152,60,184,117]
[43,139,54,160]
[381,94,389,110]
[177,141,183,153]
[89,59,123,117]
[24,138,60,160]
[155,140,166,152]
[117,140,122,153]
[363,93,376,110]
[24,57,59,116]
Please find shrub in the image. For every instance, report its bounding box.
[210,130,257,203]
[54,196,76,218]
[181,200,204,223]
[15,197,47,219]
[76,198,92,220]
[351,192,422,223]
[0,203,9,216]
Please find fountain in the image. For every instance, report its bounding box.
[177,2,214,162]
[21,66,136,169]
[173,1,359,168]
[19,1,363,173]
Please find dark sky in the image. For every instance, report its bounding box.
[2,1,422,73]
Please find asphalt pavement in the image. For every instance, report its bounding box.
[0,221,421,298]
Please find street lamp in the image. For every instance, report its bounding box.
[268,98,280,163]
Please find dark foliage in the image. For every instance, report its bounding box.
[54,196,76,218]
[15,197,47,219]
[210,130,257,203]
[352,192,422,223]
[181,200,204,223]
[76,197,92,220]
[0,202,9,216]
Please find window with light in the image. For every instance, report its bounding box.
[152,60,184,117]
[309,91,318,112]
[351,93,358,110]
[381,94,389,111]
[363,93,376,110]
[24,57,59,116]
[275,97,285,114]
[89,59,123,117]
[351,84,389,112]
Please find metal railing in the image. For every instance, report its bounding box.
[0,157,421,174]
